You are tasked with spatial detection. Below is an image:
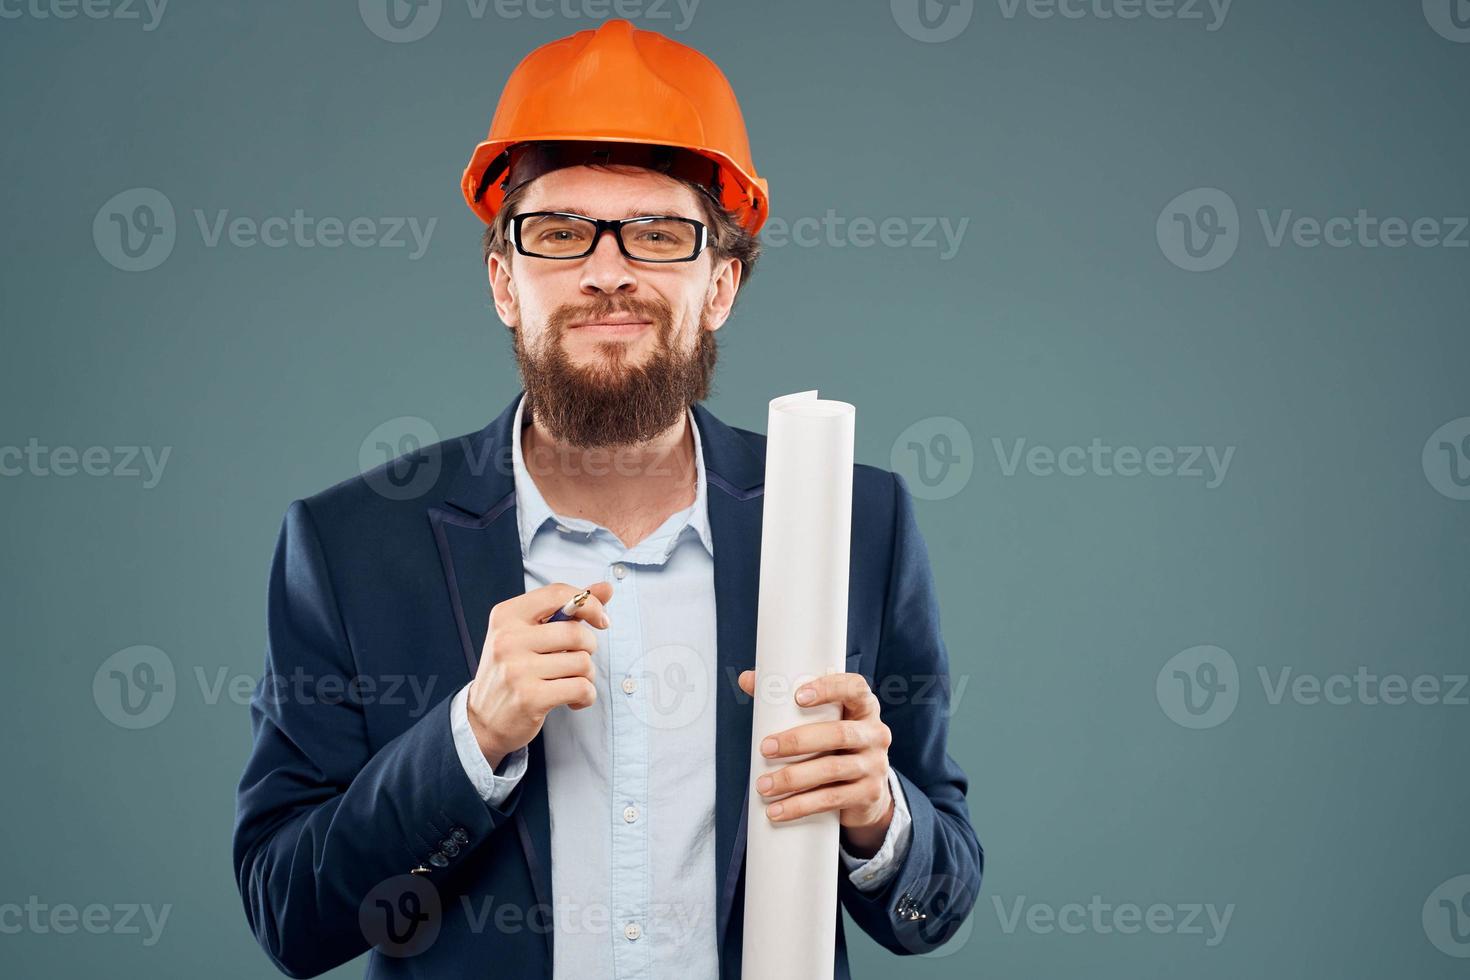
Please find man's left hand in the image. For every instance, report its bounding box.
[736,670,895,858]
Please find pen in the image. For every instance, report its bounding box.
[540,588,593,624]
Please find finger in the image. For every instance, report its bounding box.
[738,670,754,696]
[760,718,877,759]
[504,582,614,629]
[794,673,879,719]
[531,650,595,681]
[535,676,597,713]
[526,620,600,656]
[755,753,871,799]
[763,780,866,823]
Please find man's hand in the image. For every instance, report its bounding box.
[737,670,895,858]
[466,582,613,769]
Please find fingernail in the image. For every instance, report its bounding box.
[767,803,784,818]
[756,775,772,793]
[796,687,815,705]
[761,737,777,756]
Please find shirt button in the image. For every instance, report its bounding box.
[612,563,627,579]
[624,922,642,941]
[623,805,639,823]
[621,676,637,695]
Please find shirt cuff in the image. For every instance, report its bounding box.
[450,683,528,808]
[838,767,913,893]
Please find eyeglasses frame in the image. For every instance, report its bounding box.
[510,210,714,263]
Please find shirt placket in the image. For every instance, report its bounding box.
[607,551,651,977]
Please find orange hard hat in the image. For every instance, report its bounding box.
[461,19,769,235]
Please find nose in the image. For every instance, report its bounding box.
[578,226,638,296]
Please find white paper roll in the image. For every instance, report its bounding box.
[741,390,856,980]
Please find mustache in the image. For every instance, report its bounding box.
[548,296,672,334]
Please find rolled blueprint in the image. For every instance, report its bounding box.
[742,390,856,980]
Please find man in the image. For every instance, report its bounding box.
[233,19,981,979]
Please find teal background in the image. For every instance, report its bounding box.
[2,0,1468,977]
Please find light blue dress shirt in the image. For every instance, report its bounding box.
[450,392,912,977]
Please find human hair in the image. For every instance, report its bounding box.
[479,162,762,289]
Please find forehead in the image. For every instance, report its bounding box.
[517,165,704,219]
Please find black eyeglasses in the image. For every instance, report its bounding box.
[511,211,713,263]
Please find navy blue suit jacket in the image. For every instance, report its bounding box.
[232,390,983,978]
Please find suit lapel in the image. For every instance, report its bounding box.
[428,391,556,963]
[693,403,768,952]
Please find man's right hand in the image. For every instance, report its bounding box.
[466,581,613,769]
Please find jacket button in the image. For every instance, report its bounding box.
[440,839,460,857]
[450,828,469,844]
[428,851,448,868]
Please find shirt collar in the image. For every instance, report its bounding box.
[511,391,714,561]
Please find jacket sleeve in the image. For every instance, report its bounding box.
[837,471,985,955]
[231,500,524,978]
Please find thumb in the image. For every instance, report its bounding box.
[738,669,755,696]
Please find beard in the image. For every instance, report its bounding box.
[512,294,718,449]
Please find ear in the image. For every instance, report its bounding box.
[487,251,519,329]
[703,256,741,332]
